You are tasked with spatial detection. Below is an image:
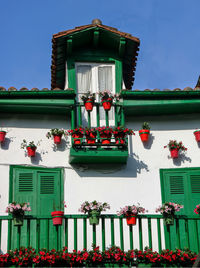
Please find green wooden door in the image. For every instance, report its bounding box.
[10,167,63,250]
[160,169,200,252]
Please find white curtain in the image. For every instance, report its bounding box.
[98,66,114,120]
[76,65,92,101]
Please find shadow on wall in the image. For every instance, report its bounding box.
[0,137,12,150]
[71,153,149,178]
[171,153,192,166]
[52,140,70,152]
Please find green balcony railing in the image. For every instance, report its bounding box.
[0,214,199,253]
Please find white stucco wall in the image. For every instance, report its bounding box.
[0,112,199,252]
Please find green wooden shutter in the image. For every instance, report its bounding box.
[189,172,200,216]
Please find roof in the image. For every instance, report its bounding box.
[51,21,140,90]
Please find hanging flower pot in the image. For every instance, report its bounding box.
[139,129,150,142]
[53,135,62,144]
[51,211,64,225]
[126,214,137,225]
[0,131,6,143]
[84,99,94,112]
[194,130,200,142]
[89,210,100,225]
[170,148,179,159]
[113,127,135,145]
[102,98,113,111]
[163,215,174,225]
[13,215,24,226]
[27,146,37,157]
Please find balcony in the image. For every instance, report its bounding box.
[69,102,129,164]
[0,214,199,253]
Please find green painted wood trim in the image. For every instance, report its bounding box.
[115,60,122,93]
[0,90,75,98]
[67,59,76,89]
[93,30,99,47]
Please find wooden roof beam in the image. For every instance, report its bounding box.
[119,37,126,57]
[93,30,99,48]
[67,36,73,55]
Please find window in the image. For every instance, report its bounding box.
[10,166,63,249]
[75,62,115,126]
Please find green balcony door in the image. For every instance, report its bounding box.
[10,166,63,250]
[160,168,200,252]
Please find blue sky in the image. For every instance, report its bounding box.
[0,0,199,90]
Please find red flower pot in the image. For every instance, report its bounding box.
[27,146,36,157]
[139,129,150,142]
[126,214,137,225]
[51,211,64,225]
[194,131,200,142]
[100,133,112,144]
[0,131,6,143]
[53,135,62,144]
[84,99,94,112]
[114,133,126,144]
[170,148,179,159]
[102,98,113,111]
[86,132,97,144]
[72,133,83,145]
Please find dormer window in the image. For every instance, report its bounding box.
[75,62,115,101]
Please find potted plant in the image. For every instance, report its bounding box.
[84,127,97,144]
[46,128,67,144]
[99,90,114,111]
[194,204,200,215]
[113,126,135,145]
[193,129,200,142]
[51,202,67,226]
[0,128,6,143]
[139,122,150,142]
[155,202,183,225]
[21,140,39,157]
[97,126,113,144]
[81,92,96,112]
[67,127,84,145]
[117,204,147,225]
[164,140,187,158]
[79,200,110,225]
[6,202,31,226]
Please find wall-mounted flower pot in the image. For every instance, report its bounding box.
[194,130,200,142]
[84,100,94,111]
[27,146,37,157]
[13,215,24,226]
[51,211,64,225]
[0,131,6,143]
[170,148,179,159]
[100,133,112,144]
[72,134,83,145]
[86,133,97,144]
[53,135,62,144]
[126,214,137,225]
[89,210,100,225]
[102,98,112,111]
[139,129,150,142]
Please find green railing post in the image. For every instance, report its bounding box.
[148,218,152,249]
[195,220,200,251]
[175,218,181,249]
[114,104,118,127]
[165,225,171,250]
[93,224,96,247]
[17,226,21,249]
[96,104,100,128]
[105,111,109,127]
[27,219,30,248]
[121,107,125,126]
[74,218,77,251]
[7,219,12,251]
[119,218,124,251]
[185,219,190,249]
[65,218,68,251]
[36,219,40,252]
[157,218,162,253]
[138,218,143,250]
[110,218,115,246]
[101,218,106,251]
[83,218,87,250]
[55,225,59,251]
[129,225,134,250]
[71,106,75,129]
[78,104,82,127]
